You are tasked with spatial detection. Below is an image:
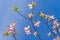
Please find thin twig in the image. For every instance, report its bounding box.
[46,20,60,36]
[17,11,31,21]
[31,19,42,40]
[31,7,42,40]
[12,33,17,40]
[38,12,56,37]
[12,27,17,40]
[16,11,42,40]
[45,21,56,37]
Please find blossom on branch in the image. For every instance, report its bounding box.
[52,20,59,29]
[24,25,31,35]
[49,15,55,20]
[28,13,34,19]
[39,12,55,21]
[53,36,60,40]
[39,11,45,18]
[33,31,38,36]
[4,22,16,36]
[53,29,57,34]
[47,32,51,37]
[8,22,16,33]
[34,21,40,27]
[28,2,36,9]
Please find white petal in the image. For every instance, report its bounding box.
[47,32,51,37]
[27,26,30,28]
[24,27,27,30]
[28,4,32,7]
[30,7,33,9]
[10,27,14,29]
[52,15,55,19]
[24,26,30,31]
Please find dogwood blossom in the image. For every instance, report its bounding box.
[24,26,31,35]
[47,32,51,37]
[28,13,34,19]
[33,31,38,36]
[4,22,16,36]
[53,36,60,40]
[28,2,36,9]
[44,14,49,19]
[53,20,59,29]
[8,22,16,33]
[39,12,45,18]
[46,15,55,21]
[49,15,55,20]
[53,29,57,34]
[34,21,40,27]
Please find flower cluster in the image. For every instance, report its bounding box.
[11,1,60,40]
[53,36,60,40]
[39,11,55,21]
[4,22,17,36]
[39,11,60,40]
[24,21,40,36]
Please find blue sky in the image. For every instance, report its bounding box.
[0,0,60,40]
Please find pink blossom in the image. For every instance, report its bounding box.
[7,22,16,33]
[24,26,31,35]
[28,13,34,19]
[53,36,60,40]
[34,21,40,27]
[53,20,59,29]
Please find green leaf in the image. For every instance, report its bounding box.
[13,6,19,12]
[4,31,9,36]
[32,2,36,7]
[39,14,44,18]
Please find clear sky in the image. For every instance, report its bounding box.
[0,0,60,40]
